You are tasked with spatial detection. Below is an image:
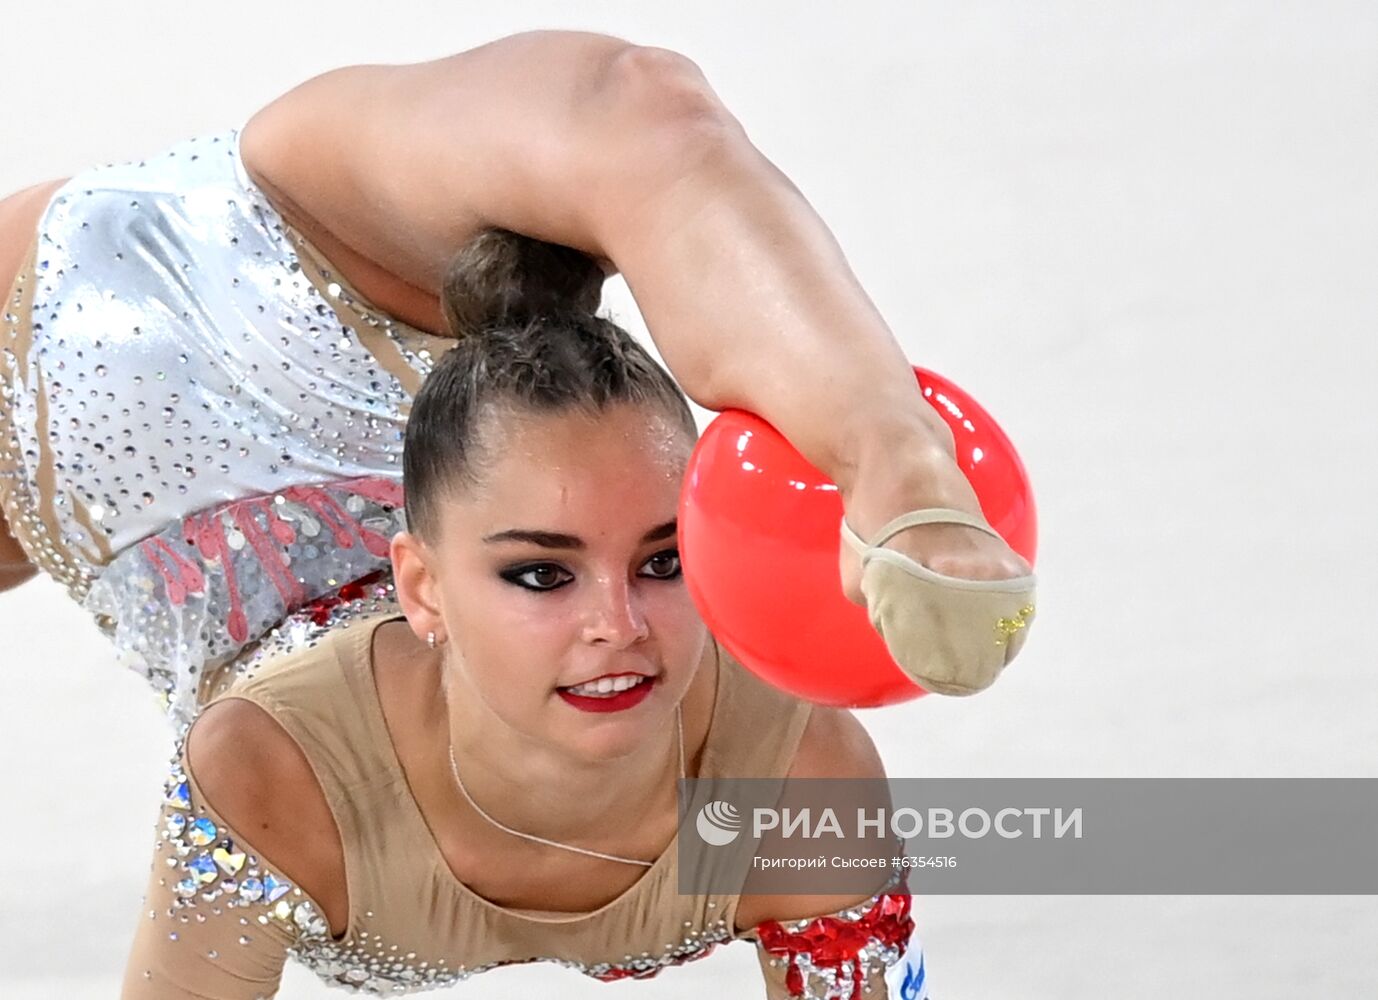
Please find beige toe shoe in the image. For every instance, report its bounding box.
[841,508,1037,696]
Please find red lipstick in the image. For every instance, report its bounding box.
[556,675,657,713]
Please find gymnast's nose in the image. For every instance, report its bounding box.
[582,573,651,647]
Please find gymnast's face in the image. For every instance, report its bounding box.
[392,402,705,761]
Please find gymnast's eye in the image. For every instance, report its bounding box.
[501,564,574,592]
[641,548,682,581]
[500,549,681,593]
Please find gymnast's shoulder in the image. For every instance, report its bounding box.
[731,703,890,932]
[183,695,350,939]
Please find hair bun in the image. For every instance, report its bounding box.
[440,227,606,339]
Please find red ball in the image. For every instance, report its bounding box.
[678,366,1037,707]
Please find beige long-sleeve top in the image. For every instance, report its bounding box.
[122,607,924,998]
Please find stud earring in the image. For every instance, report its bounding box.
[427,631,437,649]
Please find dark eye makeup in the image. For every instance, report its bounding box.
[500,548,682,593]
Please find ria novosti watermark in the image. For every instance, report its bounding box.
[676,778,1378,895]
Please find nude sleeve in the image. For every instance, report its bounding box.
[121,739,335,998]
[737,888,929,999]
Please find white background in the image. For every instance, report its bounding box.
[2,2,1375,997]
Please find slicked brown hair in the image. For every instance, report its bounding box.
[403,228,698,539]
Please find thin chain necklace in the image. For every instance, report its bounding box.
[447,702,685,868]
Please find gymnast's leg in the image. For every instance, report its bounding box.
[593,96,1033,604]
[240,36,1032,606]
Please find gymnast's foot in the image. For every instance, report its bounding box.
[836,436,1037,696]
[837,445,1031,607]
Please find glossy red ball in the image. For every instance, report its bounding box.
[678,366,1036,707]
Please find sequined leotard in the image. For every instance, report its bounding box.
[124,604,926,998]
[0,129,452,725]
[1,132,931,998]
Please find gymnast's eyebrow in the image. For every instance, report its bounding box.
[482,519,678,550]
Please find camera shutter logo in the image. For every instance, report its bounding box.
[695,800,742,846]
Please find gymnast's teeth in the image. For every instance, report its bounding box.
[563,675,649,697]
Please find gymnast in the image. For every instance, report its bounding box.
[0,29,1037,997]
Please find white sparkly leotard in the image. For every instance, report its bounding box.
[123,602,927,999]
[0,129,455,725]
